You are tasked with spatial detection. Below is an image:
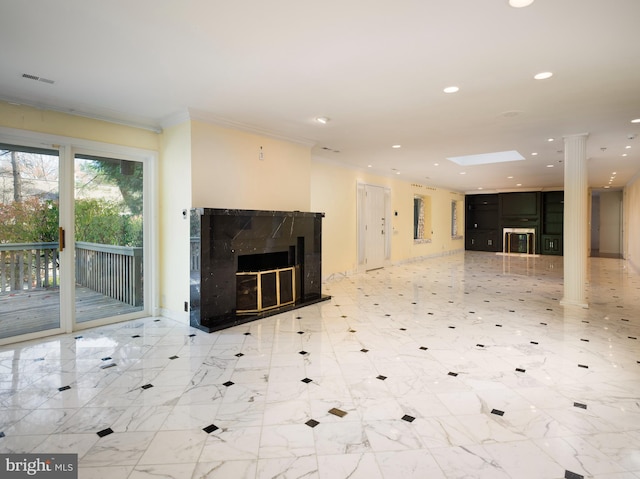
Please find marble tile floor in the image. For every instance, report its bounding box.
[1,251,640,479]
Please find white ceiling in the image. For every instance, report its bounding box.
[1,0,639,193]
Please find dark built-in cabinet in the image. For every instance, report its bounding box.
[465,194,500,251]
[465,191,563,255]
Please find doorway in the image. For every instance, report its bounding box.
[590,190,623,258]
[0,137,153,345]
[357,183,391,271]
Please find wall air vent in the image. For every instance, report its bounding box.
[21,73,55,84]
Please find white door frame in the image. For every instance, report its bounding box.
[357,182,391,272]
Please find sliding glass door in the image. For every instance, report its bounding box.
[0,144,62,340]
[74,153,144,324]
[0,135,151,344]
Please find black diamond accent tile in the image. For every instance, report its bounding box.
[530,341,539,345]
[169,355,179,360]
[476,344,485,348]
[582,320,589,323]
[401,415,415,423]
[296,316,303,319]
[509,310,515,313]
[546,308,553,311]
[75,335,83,339]
[100,363,116,369]
[399,328,407,331]
[131,334,141,338]
[301,378,313,384]
[622,318,630,322]
[97,428,113,438]
[448,326,456,329]
[305,419,320,428]
[360,348,369,353]
[495,324,503,327]
[629,336,637,340]
[564,471,584,479]
[491,409,504,416]
[578,364,589,369]
[540,322,547,326]
[235,353,244,357]
[580,339,589,342]
[203,424,219,434]
[515,368,526,373]
[101,357,112,361]
[34,358,45,362]
[299,351,308,355]
[385,314,391,317]
[297,331,305,335]
[448,372,458,377]
[574,402,587,409]
[376,375,387,381]
[189,334,196,337]
[58,385,71,392]
[419,346,428,350]
[0,432,4,438]
[154,319,161,322]
[343,316,348,318]
[244,332,251,335]
[328,408,347,418]
[223,381,234,387]
[349,329,356,333]
[141,384,154,390]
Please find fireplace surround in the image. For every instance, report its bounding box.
[190,208,330,332]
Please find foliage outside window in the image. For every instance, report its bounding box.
[451,199,460,238]
[413,195,432,243]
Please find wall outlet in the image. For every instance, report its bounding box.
[184,301,188,312]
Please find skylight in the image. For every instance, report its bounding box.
[446,150,525,166]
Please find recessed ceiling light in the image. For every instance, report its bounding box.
[396,171,401,175]
[604,185,611,189]
[626,145,631,149]
[547,138,555,142]
[612,171,617,175]
[434,163,439,166]
[534,72,553,80]
[516,183,522,186]
[546,164,554,168]
[509,0,535,7]
[507,176,514,179]
[315,117,329,124]
[631,118,640,123]
[460,172,466,175]
[478,187,483,190]
[367,164,372,168]
[622,153,628,157]
[531,152,538,156]
[443,86,459,93]
[392,144,402,149]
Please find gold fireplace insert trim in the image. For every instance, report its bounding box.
[236,266,296,315]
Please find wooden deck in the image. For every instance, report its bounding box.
[0,287,143,340]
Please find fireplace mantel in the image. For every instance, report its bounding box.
[189,208,330,332]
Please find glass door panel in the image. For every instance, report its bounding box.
[74,154,144,323]
[0,144,61,340]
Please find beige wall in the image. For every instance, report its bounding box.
[0,102,158,150]
[624,175,640,273]
[190,121,311,211]
[310,159,464,279]
[158,122,192,320]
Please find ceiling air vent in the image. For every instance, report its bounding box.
[21,73,55,84]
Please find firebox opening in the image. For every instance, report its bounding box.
[238,251,291,272]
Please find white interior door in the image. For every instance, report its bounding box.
[364,184,387,270]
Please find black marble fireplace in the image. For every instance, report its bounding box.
[190,208,330,332]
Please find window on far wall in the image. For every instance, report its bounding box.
[414,195,432,242]
[451,200,458,237]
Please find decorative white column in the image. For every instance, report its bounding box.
[561,133,589,308]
